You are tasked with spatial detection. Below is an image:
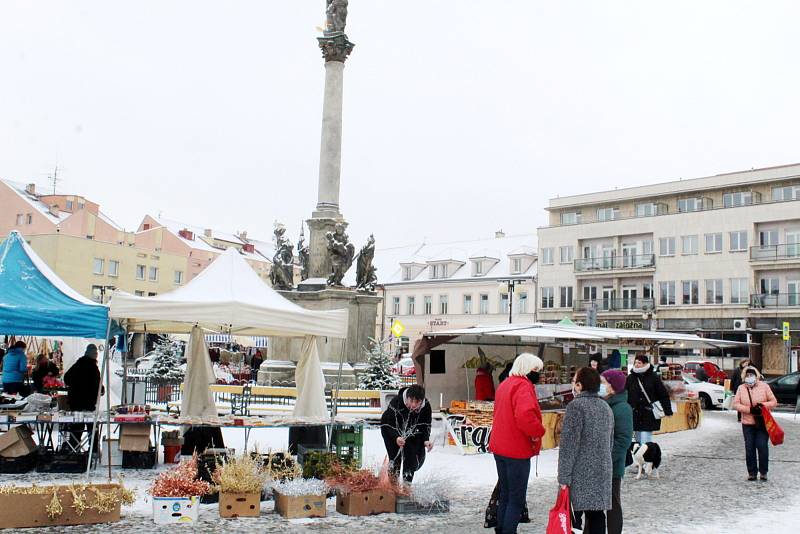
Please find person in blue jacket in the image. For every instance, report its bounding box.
[2,341,30,396]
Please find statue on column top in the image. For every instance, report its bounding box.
[326,0,349,35]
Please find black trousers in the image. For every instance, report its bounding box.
[382,434,426,482]
[606,477,622,534]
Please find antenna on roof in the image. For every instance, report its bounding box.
[48,165,59,194]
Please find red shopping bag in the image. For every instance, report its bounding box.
[546,487,572,534]
[761,407,784,446]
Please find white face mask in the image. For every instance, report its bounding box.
[745,376,757,386]
[598,384,609,397]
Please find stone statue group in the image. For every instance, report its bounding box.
[269,222,376,292]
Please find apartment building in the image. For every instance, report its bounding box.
[537,163,800,374]
[377,232,537,356]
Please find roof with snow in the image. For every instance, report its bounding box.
[1,179,71,224]
[149,216,274,262]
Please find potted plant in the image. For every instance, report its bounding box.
[149,456,210,525]
[212,454,267,518]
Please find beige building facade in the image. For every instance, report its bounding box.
[537,163,800,374]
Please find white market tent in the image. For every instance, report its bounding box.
[109,248,349,418]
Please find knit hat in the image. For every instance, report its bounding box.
[84,344,99,358]
[601,369,626,394]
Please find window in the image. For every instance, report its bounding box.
[597,207,619,221]
[430,264,448,279]
[474,261,483,275]
[659,237,676,256]
[772,185,800,201]
[65,200,74,210]
[723,191,757,207]
[759,230,778,247]
[91,285,103,303]
[678,197,706,212]
[108,260,119,277]
[423,296,432,315]
[26,213,32,224]
[635,203,660,217]
[174,270,183,285]
[439,295,449,315]
[392,297,400,315]
[148,292,157,297]
[705,279,723,304]
[479,294,489,314]
[407,296,416,315]
[77,201,85,210]
[15,214,24,225]
[402,266,413,281]
[512,258,524,273]
[730,278,748,304]
[760,278,779,295]
[135,264,146,280]
[92,258,104,275]
[704,233,722,254]
[518,292,528,313]
[561,212,581,225]
[429,350,446,374]
[463,294,473,314]
[643,282,654,300]
[541,287,554,309]
[730,231,747,251]
[560,286,573,308]
[682,280,699,304]
[541,248,554,265]
[559,246,574,264]
[148,266,159,281]
[500,294,509,314]
[659,281,676,305]
[134,290,145,297]
[681,235,698,255]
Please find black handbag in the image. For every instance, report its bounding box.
[484,481,531,528]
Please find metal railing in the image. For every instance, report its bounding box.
[574,298,655,312]
[574,254,655,272]
[750,244,800,261]
[749,293,800,308]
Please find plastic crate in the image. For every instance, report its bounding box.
[333,444,362,467]
[121,448,157,469]
[296,444,327,467]
[331,425,364,447]
[0,448,39,474]
[36,450,92,473]
[396,497,450,514]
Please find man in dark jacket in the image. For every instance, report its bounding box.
[626,354,672,444]
[380,385,432,482]
[63,344,103,451]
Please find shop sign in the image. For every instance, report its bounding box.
[391,320,406,337]
[783,321,791,341]
[428,318,449,327]
[445,414,491,454]
[614,320,643,330]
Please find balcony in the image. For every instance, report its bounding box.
[574,298,655,313]
[749,293,800,309]
[573,254,655,275]
[750,244,800,262]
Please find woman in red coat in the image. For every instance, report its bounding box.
[488,353,546,534]
[475,364,496,401]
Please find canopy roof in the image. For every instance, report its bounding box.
[0,231,109,338]
[425,322,750,349]
[109,247,348,338]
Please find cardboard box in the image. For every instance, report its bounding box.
[274,490,327,519]
[0,426,38,458]
[152,496,200,524]
[119,423,151,452]
[0,483,121,529]
[219,492,261,518]
[335,489,395,516]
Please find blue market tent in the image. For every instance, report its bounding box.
[0,231,110,338]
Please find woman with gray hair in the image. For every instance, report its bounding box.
[487,353,546,534]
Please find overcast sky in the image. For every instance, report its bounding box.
[1,1,798,251]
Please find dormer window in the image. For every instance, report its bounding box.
[512,258,523,274]
[474,261,483,275]
[402,266,413,281]
[430,263,448,279]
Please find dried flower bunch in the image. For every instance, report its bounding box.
[212,454,269,494]
[325,461,406,496]
[149,455,211,498]
[0,482,135,520]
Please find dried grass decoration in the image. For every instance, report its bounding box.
[149,454,212,498]
[212,454,269,495]
[46,488,63,520]
[325,460,407,496]
[0,481,135,520]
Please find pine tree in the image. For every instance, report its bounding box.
[357,338,400,390]
[146,338,185,382]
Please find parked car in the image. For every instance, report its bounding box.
[392,356,416,376]
[765,371,800,404]
[682,373,725,409]
[683,360,727,385]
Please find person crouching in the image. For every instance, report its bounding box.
[380,384,432,483]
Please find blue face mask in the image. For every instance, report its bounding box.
[598,384,609,397]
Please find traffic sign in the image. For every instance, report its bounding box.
[391,320,406,338]
[784,321,791,341]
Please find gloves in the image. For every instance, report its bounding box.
[750,405,762,416]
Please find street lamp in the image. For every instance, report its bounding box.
[497,279,525,324]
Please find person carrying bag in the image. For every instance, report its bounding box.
[732,366,778,481]
[546,486,572,534]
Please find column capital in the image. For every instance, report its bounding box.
[318,33,355,63]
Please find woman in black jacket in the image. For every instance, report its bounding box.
[626,354,673,444]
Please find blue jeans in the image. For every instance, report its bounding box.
[742,424,769,476]
[494,455,531,534]
[634,431,653,444]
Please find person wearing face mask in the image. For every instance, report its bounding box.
[625,354,673,444]
[380,384,433,483]
[558,367,614,534]
[487,353,546,534]
[732,366,777,481]
[730,359,752,421]
[600,370,633,534]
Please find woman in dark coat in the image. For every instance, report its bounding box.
[625,354,673,444]
[380,385,432,482]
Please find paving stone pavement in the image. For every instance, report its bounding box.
[5,412,799,533]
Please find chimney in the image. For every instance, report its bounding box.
[178,228,195,241]
[242,243,255,253]
[49,204,59,217]
[495,229,505,238]
[25,183,36,195]
[204,228,213,238]
[239,230,248,241]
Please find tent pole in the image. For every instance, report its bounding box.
[86,320,112,480]
[330,339,345,440]
[105,326,113,480]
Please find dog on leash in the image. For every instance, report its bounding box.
[629,441,662,480]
